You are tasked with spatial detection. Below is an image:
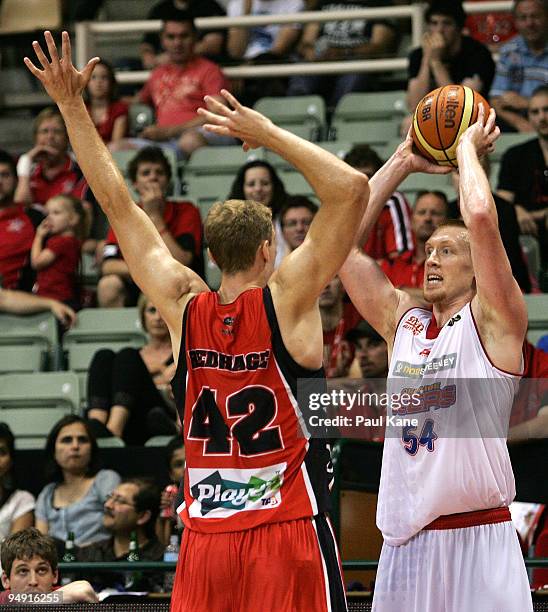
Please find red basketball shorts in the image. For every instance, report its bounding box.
[170,514,347,612]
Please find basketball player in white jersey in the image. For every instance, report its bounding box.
[340,105,533,611]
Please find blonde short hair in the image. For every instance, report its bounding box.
[205,199,273,275]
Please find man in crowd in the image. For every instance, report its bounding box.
[320,276,362,378]
[497,85,548,262]
[406,0,495,113]
[77,478,164,590]
[0,528,97,604]
[490,0,548,132]
[288,0,398,106]
[380,190,448,296]
[99,146,202,307]
[279,195,317,254]
[115,15,234,157]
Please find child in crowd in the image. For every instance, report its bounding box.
[30,194,85,309]
[85,60,128,145]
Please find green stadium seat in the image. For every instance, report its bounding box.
[330,119,401,147]
[184,146,264,177]
[333,91,407,122]
[524,294,548,346]
[279,171,316,198]
[0,372,80,445]
[128,103,154,137]
[63,308,146,347]
[0,345,44,374]
[97,437,126,448]
[398,173,455,204]
[0,312,59,370]
[204,254,221,290]
[145,435,174,447]
[254,96,326,141]
[185,175,231,215]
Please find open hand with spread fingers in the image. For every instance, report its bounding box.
[24,31,99,108]
[198,90,274,151]
[457,103,500,157]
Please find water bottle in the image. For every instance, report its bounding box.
[162,534,180,592]
[125,531,142,590]
[61,531,76,586]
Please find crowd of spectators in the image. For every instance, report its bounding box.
[0,0,546,598]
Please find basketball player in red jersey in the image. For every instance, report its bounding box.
[340,108,533,610]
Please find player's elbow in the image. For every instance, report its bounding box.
[346,171,370,210]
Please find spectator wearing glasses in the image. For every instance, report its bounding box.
[279,196,318,255]
[76,478,164,591]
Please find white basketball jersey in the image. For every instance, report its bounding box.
[377,303,520,546]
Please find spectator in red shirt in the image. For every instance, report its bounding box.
[99,147,202,307]
[381,190,448,297]
[344,145,414,262]
[508,340,548,442]
[31,195,85,307]
[0,527,96,604]
[85,60,128,145]
[14,109,91,211]
[0,150,36,290]
[320,276,362,378]
[113,15,235,158]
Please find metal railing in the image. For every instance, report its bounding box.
[74,1,513,83]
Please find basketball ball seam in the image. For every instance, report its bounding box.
[434,86,457,168]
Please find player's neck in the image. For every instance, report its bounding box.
[431,294,471,327]
[218,273,266,304]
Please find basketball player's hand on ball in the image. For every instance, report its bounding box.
[199,90,274,151]
[24,32,99,107]
[457,103,500,157]
[395,128,452,175]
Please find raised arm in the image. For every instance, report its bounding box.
[24,32,208,333]
[199,90,369,312]
[457,106,527,370]
[340,132,450,342]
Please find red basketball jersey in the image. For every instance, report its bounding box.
[171,287,332,533]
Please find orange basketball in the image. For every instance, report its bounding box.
[411,85,490,167]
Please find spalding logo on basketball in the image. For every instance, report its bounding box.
[412,84,490,167]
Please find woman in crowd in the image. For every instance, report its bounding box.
[157,436,185,545]
[35,416,120,546]
[0,424,35,540]
[228,160,289,264]
[86,293,178,445]
[85,60,128,145]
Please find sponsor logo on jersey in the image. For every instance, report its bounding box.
[188,349,270,372]
[393,353,457,377]
[393,382,457,415]
[447,314,461,327]
[419,349,431,357]
[402,315,424,335]
[188,465,285,518]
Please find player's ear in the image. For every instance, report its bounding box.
[1,571,10,590]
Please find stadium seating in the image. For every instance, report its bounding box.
[185,174,231,219]
[265,141,352,172]
[524,294,548,346]
[0,345,44,374]
[520,236,542,283]
[145,436,174,447]
[398,172,455,203]
[184,146,264,178]
[0,312,60,370]
[254,96,326,142]
[0,372,80,448]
